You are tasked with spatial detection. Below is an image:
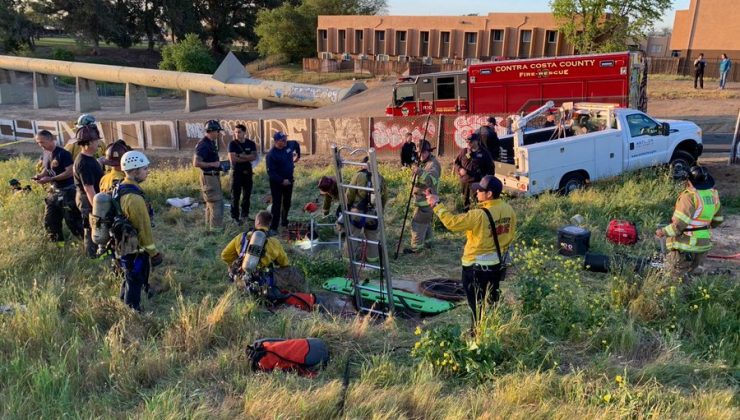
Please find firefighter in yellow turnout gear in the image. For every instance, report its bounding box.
[656,166,723,278]
[404,140,441,254]
[345,159,388,263]
[221,211,290,272]
[99,140,132,193]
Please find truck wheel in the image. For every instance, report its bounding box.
[559,172,587,195]
[669,150,695,180]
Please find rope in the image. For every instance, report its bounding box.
[707,253,740,261]
[419,278,466,301]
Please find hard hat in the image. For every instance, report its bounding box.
[466,132,480,142]
[121,151,150,171]
[76,114,96,128]
[101,140,132,166]
[273,131,288,141]
[204,120,223,132]
[75,125,101,144]
[419,139,436,152]
[317,176,336,193]
[471,175,503,196]
[687,165,715,189]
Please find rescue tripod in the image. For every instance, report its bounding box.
[330,146,395,316]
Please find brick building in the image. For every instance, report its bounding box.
[671,0,740,60]
[316,13,576,62]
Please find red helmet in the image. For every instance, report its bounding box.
[75,125,101,144]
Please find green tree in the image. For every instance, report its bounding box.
[198,0,283,55]
[32,0,114,51]
[161,0,202,43]
[158,33,217,73]
[255,0,386,61]
[550,0,671,53]
[0,0,39,53]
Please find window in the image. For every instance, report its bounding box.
[650,44,662,54]
[441,32,450,43]
[547,31,557,44]
[377,31,385,41]
[521,30,531,43]
[436,76,456,100]
[466,32,477,44]
[626,114,659,137]
[394,85,415,105]
[319,30,327,40]
[398,31,406,42]
[421,31,429,42]
[492,30,503,42]
[357,30,363,40]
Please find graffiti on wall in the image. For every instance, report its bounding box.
[370,116,438,158]
[313,118,368,154]
[263,119,311,154]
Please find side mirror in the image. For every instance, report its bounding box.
[661,122,670,136]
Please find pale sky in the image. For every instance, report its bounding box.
[387,0,691,31]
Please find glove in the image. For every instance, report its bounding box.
[150,252,164,267]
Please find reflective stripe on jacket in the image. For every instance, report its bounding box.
[663,187,723,252]
[413,156,441,207]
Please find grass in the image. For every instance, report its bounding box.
[0,155,737,418]
[648,75,738,100]
[36,37,152,51]
[253,63,374,85]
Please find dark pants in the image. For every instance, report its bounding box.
[230,170,253,220]
[461,181,475,212]
[269,180,293,230]
[462,264,505,324]
[119,253,151,311]
[694,70,704,88]
[44,187,83,242]
[75,191,97,257]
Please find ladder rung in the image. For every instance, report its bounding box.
[343,211,378,219]
[348,236,380,246]
[351,261,382,270]
[341,160,369,167]
[340,183,374,192]
[358,307,390,316]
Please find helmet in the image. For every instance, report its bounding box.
[204,120,223,132]
[121,151,150,171]
[419,139,436,153]
[76,114,96,128]
[466,132,480,142]
[101,140,132,166]
[317,176,337,194]
[273,131,288,141]
[687,165,715,189]
[75,125,101,144]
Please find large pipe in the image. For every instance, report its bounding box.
[0,54,366,108]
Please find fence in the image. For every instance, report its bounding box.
[303,58,466,76]
[0,113,527,160]
[647,57,739,82]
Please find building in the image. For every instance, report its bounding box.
[316,13,576,62]
[671,0,740,60]
[643,34,672,57]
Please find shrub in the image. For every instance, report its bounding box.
[51,48,75,62]
[159,34,217,74]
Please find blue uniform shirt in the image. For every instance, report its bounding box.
[195,137,219,171]
[266,145,295,184]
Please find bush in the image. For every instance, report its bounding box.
[51,48,75,62]
[159,34,217,74]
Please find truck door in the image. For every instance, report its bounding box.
[593,130,624,179]
[417,77,434,114]
[434,76,460,113]
[623,113,669,170]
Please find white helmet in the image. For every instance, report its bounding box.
[76,113,96,128]
[121,151,150,171]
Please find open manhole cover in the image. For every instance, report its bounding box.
[419,278,465,302]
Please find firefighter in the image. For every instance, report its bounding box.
[317,176,340,218]
[655,166,723,279]
[73,125,105,257]
[454,132,494,212]
[64,114,106,161]
[266,131,295,234]
[404,140,441,254]
[228,124,257,225]
[426,175,516,328]
[346,158,387,262]
[117,151,162,310]
[99,140,132,193]
[33,129,83,245]
[400,132,417,167]
[193,120,225,231]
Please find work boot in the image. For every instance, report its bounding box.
[402,248,418,255]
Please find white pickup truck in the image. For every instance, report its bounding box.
[495,101,704,195]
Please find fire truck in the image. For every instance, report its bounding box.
[386,51,647,116]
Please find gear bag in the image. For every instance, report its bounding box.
[606,220,639,245]
[246,338,329,376]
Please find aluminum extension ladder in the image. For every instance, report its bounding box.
[331,145,395,315]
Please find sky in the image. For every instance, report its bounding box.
[387,0,691,31]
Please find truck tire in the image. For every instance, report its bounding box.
[669,150,695,180]
[559,172,587,195]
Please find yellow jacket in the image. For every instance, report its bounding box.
[118,179,157,256]
[221,229,289,270]
[433,199,516,266]
[100,169,126,193]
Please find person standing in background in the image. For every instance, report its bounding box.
[228,124,257,225]
[693,53,706,89]
[719,54,732,90]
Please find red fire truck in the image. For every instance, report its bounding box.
[386,51,647,116]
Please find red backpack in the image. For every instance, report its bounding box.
[606,220,639,245]
[247,338,330,376]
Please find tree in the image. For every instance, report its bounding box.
[159,33,217,73]
[197,0,283,55]
[550,0,671,53]
[255,0,386,61]
[32,0,115,51]
[0,0,38,53]
[160,0,202,43]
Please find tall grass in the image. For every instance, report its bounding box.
[0,155,737,417]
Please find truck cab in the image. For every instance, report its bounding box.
[495,102,703,196]
[386,71,468,116]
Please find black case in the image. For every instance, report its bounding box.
[558,225,591,256]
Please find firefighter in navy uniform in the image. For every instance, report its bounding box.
[193,120,225,231]
[345,158,388,263]
[73,125,105,257]
[227,124,258,225]
[116,151,163,310]
[426,175,516,328]
[265,131,295,234]
[474,117,500,161]
[656,166,723,279]
[33,129,84,245]
[454,133,494,212]
[400,132,417,167]
[404,140,441,254]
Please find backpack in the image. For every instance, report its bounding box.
[606,219,639,245]
[109,183,149,257]
[246,338,329,376]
